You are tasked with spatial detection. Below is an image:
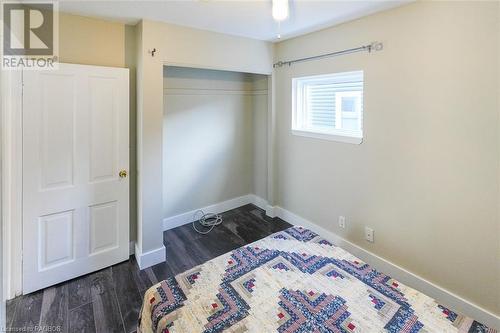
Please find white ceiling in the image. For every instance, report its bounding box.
[58,0,412,42]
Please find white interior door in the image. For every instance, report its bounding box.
[22,63,129,294]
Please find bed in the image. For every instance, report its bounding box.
[138,226,496,333]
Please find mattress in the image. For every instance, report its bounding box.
[138,226,496,333]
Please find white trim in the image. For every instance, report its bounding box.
[291,129,363,144]
[161,61,272,76]
[265,205,277,218]
[134,243,166,270]
[271,205,500,330]
[267,73,276,208]
[292,70,365,83]
[162,194,274,231]
[249,194,268,211]
[1,70,23,300]
[163,88,268,96]
[163,194,255,230]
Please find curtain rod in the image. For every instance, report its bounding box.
[273,41,383,68]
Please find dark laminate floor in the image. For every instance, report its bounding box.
[6,204,291,333]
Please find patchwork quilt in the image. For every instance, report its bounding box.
[138,226,497,333]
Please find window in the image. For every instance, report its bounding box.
[292,71,364,144]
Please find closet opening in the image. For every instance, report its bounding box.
[162,66,270,230]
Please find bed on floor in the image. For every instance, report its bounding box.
[137,226,496,333]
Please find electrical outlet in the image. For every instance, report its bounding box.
[365,227,374,242]
[338,216,346,229]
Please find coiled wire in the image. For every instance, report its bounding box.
[192,210,223,234]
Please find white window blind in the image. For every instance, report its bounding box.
[293,71,364,144]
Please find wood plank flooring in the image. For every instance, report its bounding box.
[6,204,291,333]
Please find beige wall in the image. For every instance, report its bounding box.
[162,67,267,221]
[59,13,125,67]
[58,13,138,241]
[274,1,499,315]
[141,20,274,75]
[125,25,138,242]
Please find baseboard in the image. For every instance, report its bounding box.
[265,205,277,218]
[248,194,268,211]
[163,194,270,230]
[134,243,166,270]
[272,206,500,330]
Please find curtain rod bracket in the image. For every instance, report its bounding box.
[370,41,383,52]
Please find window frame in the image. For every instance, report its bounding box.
[292,71,364,145]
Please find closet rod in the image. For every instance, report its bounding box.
[273,41,383,68]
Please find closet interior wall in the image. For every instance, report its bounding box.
[163,66,268,219]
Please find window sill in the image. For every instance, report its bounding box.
[291,129,363,145]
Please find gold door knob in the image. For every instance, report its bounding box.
[119,170,128,178]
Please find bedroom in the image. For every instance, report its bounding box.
[0,0,499,332]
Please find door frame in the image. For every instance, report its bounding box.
[160,60,277,213]
[2,70,23,299]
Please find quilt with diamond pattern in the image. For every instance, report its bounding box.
[138,226,496,333]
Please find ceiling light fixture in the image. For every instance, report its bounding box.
[272,0,289,22]
[272,0,289,39]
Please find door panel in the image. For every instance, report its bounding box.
[89,201,118,255]
[40,74,76,190]
[23,63,129,293]
[38,210,74,270]
[89,76,118,183]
